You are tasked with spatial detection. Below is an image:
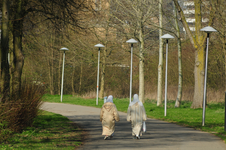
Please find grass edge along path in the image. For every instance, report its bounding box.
[1,110,85,150]
[43,94,226,143]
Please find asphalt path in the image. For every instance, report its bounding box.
[41,102,226,150]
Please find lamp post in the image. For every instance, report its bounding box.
[200,26,217,126]
[60,47,69,102]
[94,44,105,105]
[126,39,138,103]
[160,34,174,116]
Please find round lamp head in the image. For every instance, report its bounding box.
[95,44,105,48]
[60,47,69,51]
[200,26,217,33]
[126,38,138,44]
[160,34,174,39]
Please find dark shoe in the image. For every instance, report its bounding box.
[104,136,109,140]
[136,136,140,139]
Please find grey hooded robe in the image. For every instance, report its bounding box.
[127,94,147,137]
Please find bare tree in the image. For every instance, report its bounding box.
[173,2,182,108]
[5,0,93,96]
[1,0,10,100]
[157,0,163,106]
[111,0,158,103]
[10,0,26,96]
[173,0,216,108]
[213,0,226,91]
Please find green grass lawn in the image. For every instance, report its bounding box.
[43,94,226,143]
[1,110,84,150]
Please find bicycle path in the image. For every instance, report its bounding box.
[40,102,226,150]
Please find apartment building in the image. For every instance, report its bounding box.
[181,0,209,32]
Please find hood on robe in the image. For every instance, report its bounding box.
[106,95,113,103]
[129,94,143,107]
[104,95,114,111]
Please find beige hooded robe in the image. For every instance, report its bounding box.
[100,95,120,135]
[127,94,147,137]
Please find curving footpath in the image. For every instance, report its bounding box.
[41,102,226,150]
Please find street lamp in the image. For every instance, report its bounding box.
[160,34,174,116]
[200,26,217,126]
[60,47,69,102]
[126,38,138,103]
[94,44,105,105]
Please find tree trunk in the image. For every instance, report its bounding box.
[9,32,13,97]
[191,44,205,108]
[224,36,226,92]
[157,0,163,106]
[11,0,24,96]
[48,33,54,95]
[175,37,182,107]
[79,63,83,94]
[139,24,145,103]
[191,0,205,108]
[174,2,182,108]
[99,24,110,99]
[58,53,62,95]
[48,53,52,94]
[48,46,54,95]
[173,0,214,108]
[51,46,54,94]
[72,64,75,96]
[100,46,106,99]
[219,1,226,92]
[218,1,226,92]
[1,0,10,99]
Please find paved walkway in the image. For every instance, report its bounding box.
[41,102,226,150]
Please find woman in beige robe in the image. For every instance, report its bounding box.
[127,94,147,139]
[100,95,120,140]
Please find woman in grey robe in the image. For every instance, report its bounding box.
[100,95,120,140]
[127,94,147,139]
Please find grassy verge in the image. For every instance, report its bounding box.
[43,94,226,143]
[1,110,85,150]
